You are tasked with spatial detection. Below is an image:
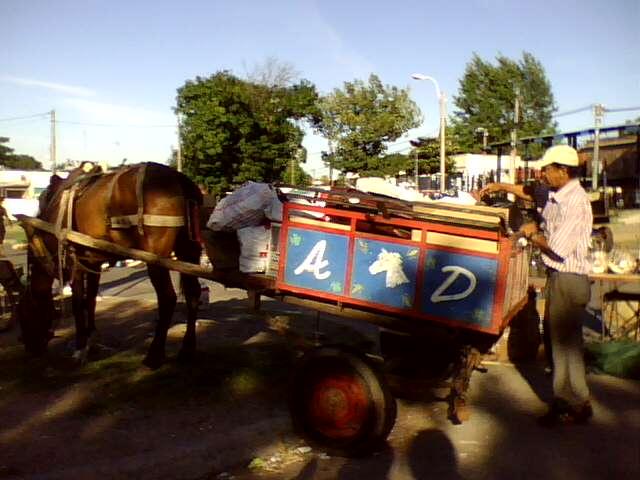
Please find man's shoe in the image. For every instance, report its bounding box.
[538,408,574,427]
[538,400,592,427]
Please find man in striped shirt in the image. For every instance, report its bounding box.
[521,145,593,426]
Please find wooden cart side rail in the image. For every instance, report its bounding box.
[284,203,501,240]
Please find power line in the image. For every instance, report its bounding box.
[0,112,50,122]
[605,106,640,113]
[553,104,640,118]
[56,120,176,128]
[0,111,176,128]
[553,105,593,118]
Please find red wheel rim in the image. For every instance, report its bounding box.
[306,373,370,439]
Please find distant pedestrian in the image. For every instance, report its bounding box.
[520,145,594,426]
[0,196,11,245]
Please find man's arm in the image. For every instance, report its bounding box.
[478,182,533,201]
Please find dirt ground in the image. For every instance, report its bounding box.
[1,278,639,480]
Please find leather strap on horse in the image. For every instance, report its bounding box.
[109,214,185,228]
[29,233,56,278]
[104,167,130,228]
[136,163,146,235]
[54,186,78,288]
[104,163,185,232]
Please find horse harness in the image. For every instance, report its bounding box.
[29,163,187,283]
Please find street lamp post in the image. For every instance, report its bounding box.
[411,73,447,193]
[475,127,488,150]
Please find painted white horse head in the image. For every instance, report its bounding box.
[368,249,410,288]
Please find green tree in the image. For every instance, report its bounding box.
[451,52,557,151]
[0,137,42,170]
[409,136,460,175]
[0,137,13,159]
[280,159,313,186]
[175,69,319,196]
[367,153,412,177]
[313,74,421,175]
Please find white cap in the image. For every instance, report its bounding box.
[537,145,579,168]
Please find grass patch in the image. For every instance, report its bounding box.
[0,340,295,416]
[5,223,27,245]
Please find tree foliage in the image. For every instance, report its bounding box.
[313,74,421,175]
[409,136,461,175]
[175,69,319,196]
[451,52,557,151]
[0,137,42,170]
[280,153,313,186]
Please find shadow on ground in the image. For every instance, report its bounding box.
[1,289,639,480]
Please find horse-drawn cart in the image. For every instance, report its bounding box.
[17,189,533,455]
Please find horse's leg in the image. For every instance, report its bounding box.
[143,264,176,369]
[71,270,90,363]
[85,270,100,337]
[175,234,202,362]
[177,273,200,361]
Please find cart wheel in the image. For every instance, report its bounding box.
[289,346,396,456]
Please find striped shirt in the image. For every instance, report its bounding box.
[541,179,593,274]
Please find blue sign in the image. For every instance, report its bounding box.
[421,250,498,327]
[350,238,419,309]
[283,228,349,295]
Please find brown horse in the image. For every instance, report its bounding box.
[18,162,203,369]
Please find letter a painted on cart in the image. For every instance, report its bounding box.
[294,240,331,280]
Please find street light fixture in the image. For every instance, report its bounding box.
[411,73,447,193]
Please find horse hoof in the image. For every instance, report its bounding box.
[142,354,165,370]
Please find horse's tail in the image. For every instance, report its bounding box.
[175,169,203,206]
[171,167,203,301]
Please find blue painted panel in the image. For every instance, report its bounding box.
[421,250,498,327]
[350,239,419,309]
[283,228,349,295]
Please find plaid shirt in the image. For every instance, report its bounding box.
[541,179,593,274]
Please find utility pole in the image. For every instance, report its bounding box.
[510,87,520,184]
[414,148,419,190]
[290,151,296,185]
[328,140,334,187]
[592,103,604,190]
[439,92,447,193]
[50,109,57,173]
[176,116,183,172]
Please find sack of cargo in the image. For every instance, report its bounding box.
[207,182,277,231]
[237,225,271,273]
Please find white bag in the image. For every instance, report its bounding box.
[237,225,271,273]
[207,182,277,231]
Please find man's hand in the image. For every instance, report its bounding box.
[478,183,500,198]
[518,221,539,239]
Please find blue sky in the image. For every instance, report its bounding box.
[1,0,638,176]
